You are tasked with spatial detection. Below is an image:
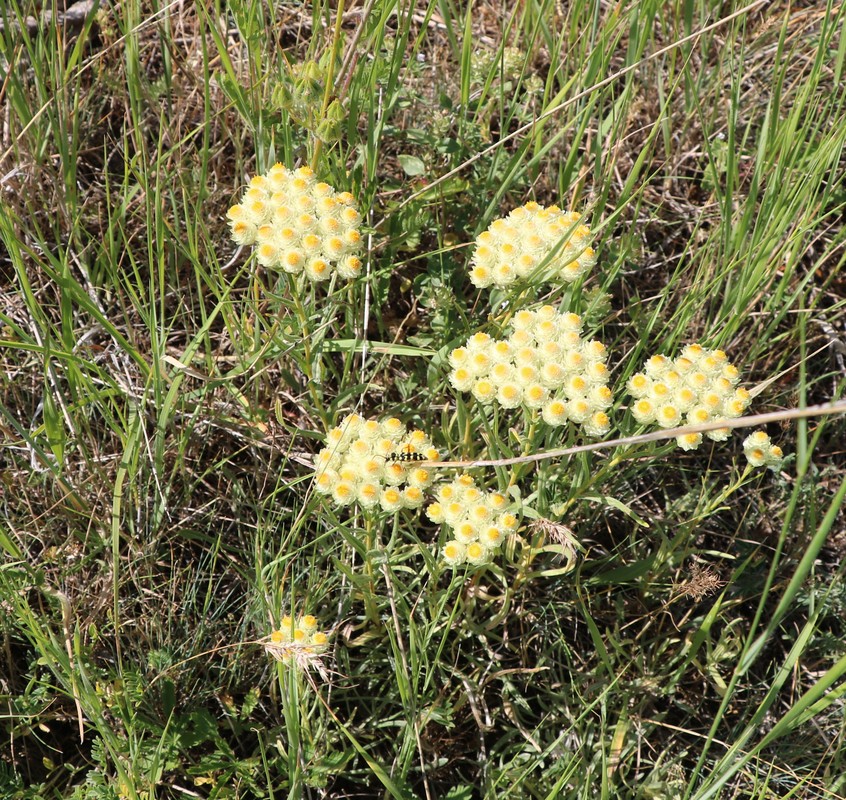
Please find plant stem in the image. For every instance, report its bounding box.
[287,274,331,429]
[362,513,380,624]
[310,0,346,171]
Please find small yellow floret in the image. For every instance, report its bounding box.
[627,373,650,397]
[338,255,363,278]
[632,399,655,424]
[676,433,702,451]
[283,250,305,271]
[257,243,278,266]
[656,405,681,428]
[542,399,569,426]
[443,541,466,566]
[480,526,503,547]
[499,512,519,531]
[465,542,490,566]
[488,493,507,510]
[455,522,477,543]
[402,486,424,507]
[584,411,611,438]
[381,487,403,512]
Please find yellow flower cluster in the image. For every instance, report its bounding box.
[426,474,519,566]
[625,344,751,450]
[469,202,596,288]
[226,163,363,281]
[448,305,612,437]
[743,431,784,471]
[266,614,329,665]
[314,414,439,512]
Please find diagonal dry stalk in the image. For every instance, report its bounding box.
[429,399,846,469]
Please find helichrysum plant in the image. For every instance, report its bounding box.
[314,414,440,512]
[271,59,347,143]
[227,163,363,281]
[625,344,751,450]
[426,474,520,566]
[743,431,785,471]
[469,202,596,288]
[448,305,612,437]
[469,45,525,88]
[265,614,330,670]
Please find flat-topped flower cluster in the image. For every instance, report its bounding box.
[426,474,520,566]
[625,344,751,450]
[227,163,363,281]
[743,431,784,471]
[469,202,596,288]
[266,614,329,667]
[314,414,439,512]
[448,305,612,437]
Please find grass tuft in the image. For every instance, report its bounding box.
[2,1,846,798]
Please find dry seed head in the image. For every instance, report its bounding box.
[266,614,330,669]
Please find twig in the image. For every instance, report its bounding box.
[428,399,846,469]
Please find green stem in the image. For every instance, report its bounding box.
[508,409,538,489]
[287,274,330,429]
[554,441,675,517]
[279,662,305,799]
[362,514,380,625]
[310,0,346,171]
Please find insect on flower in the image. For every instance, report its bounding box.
[386,443,427,462]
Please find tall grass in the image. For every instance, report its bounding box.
[1,0,845,798]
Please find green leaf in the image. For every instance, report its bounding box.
[397,154,426,176]
[445,787,475,800]
[580,493,649,527]
[324,339,436,357]
[240,687,260,719]
[41,387,65,466]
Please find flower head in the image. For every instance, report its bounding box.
[265,613,330,672]
[447,306,612,437]
[743,430,785,471]
[314,415,439,511]
[228,164,363,282]
[625,344,751,450]
[427,474,519,566]
[469,204,596,288]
